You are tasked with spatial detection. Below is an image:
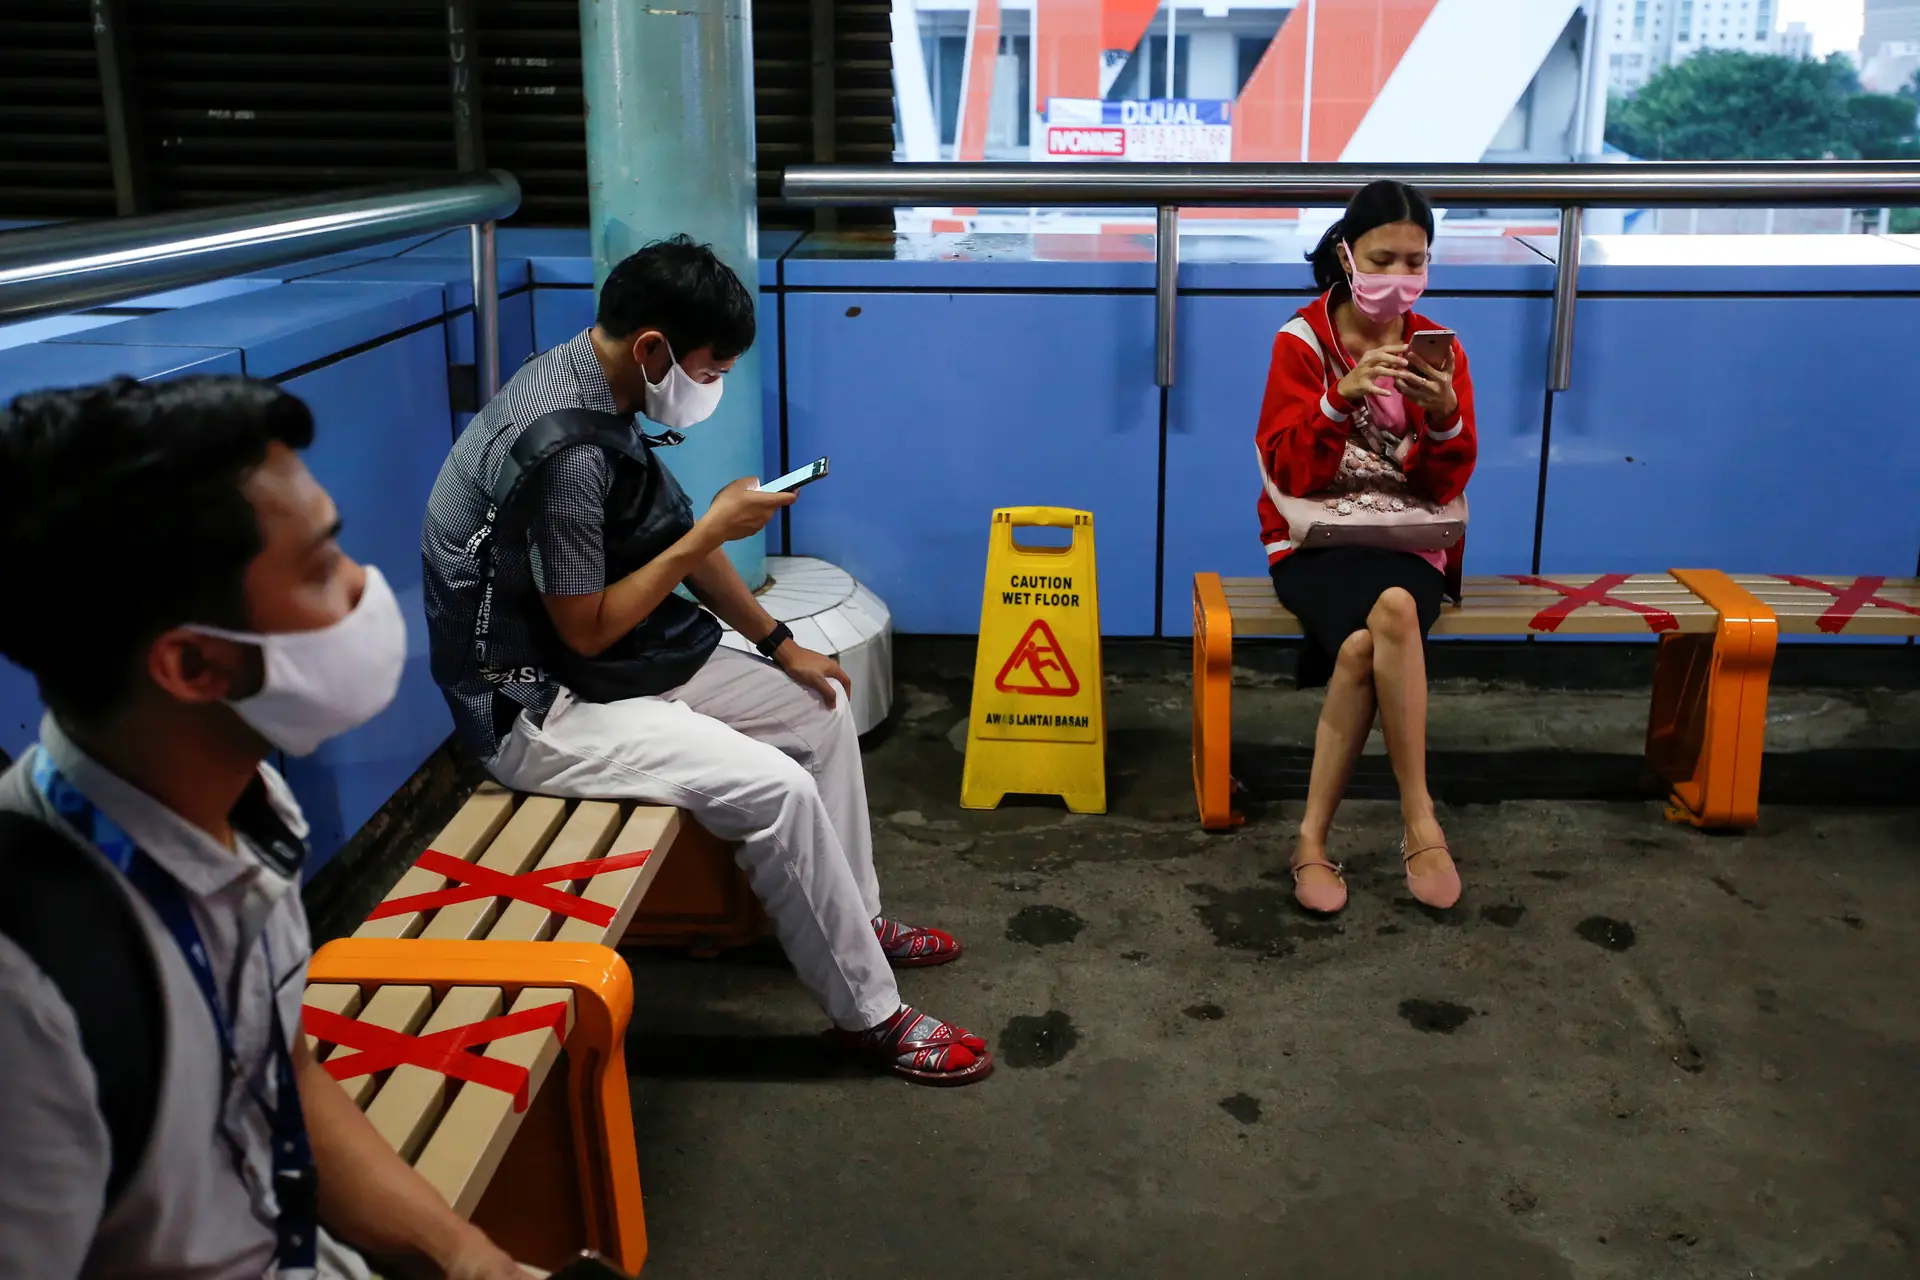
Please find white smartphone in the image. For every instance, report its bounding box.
[1408,328,1455,371]
[755,457,830,494]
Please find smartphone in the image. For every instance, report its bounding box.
[755,456,829,494]
[1408,328,1455,371]
[548,1252,634,1280]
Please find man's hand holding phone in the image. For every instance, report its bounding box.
[700,477,795,545]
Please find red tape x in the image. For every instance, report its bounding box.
[304,1001,569,1111]
[365,847,653,928]
[1508,573,1679,634]
[1775,575,1920,634]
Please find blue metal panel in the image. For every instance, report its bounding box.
[1181,231,1554,293]
[0,341,243,402]
[1159,294,1552,634]
[279,325,455,869]
[532,287,594,354]
[785,232,1157,291]
[116,279,283,309]
[48,281,443,379]
[784,290,1162,634]
[1542,296,1920,576]
[0,343,248,762]
[1522,232,1920,294]
[0,313,134,352]
[296,255,534,312]
[759,289,782,485]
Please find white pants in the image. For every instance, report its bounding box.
[488,646,901,1031]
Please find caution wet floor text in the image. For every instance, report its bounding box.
[961,507,1105,813]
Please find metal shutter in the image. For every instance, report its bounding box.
[0,0,894,227]
[0,1,117,218]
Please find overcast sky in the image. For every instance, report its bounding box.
[1777,0,1864,58]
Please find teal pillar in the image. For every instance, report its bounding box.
[581,0,766,588]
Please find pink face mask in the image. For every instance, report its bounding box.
[1345,242,1427,323]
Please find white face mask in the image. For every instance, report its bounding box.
[640,341,725,431]
[189,566,407,758]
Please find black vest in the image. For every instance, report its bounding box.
[474,409,721,704]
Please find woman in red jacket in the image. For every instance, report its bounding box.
[1255,180,1477,915]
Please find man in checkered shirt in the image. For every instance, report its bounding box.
[421,237,991,1085]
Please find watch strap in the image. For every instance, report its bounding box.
[755,621,794,658]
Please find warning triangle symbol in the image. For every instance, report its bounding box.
[993,619,1080,697]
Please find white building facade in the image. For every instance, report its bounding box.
[1603,0,1780,93]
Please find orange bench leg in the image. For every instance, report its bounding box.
[1647,570,1778,830]
[622,816,767,955]
[1192,573,1242,830]
[307,940,650,1275]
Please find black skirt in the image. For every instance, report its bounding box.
[1269,547,1445,689]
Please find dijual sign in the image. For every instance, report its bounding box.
[1041,98,1233,163]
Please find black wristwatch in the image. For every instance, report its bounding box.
[755,621,794,659]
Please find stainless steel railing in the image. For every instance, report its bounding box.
[0,171,522,397]
[784,161,1920,389]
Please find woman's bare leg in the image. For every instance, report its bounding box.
[1293,629,1377,889]
[1367,586,1453,877]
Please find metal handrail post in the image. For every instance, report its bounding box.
[1549,207,1583,392]
[470,220,502,399]
[1155,205,1178,388]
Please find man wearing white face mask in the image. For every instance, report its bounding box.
[421,235,992,1085]
[0,377,527,1278]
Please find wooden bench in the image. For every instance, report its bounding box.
[1192,569,1780,832]
[301,784,763,1274]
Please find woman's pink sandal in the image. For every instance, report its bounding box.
[829,1005,994,1086]
[1291,859,1349,914]
[1402,841,1462,910]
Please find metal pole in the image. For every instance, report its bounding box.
[90,0,148,216]
[783,160,1920,208]
[1548,206,1582,393]
[470,220,501,398]
[1156,205,1178,388]
[1299,0,1317,162]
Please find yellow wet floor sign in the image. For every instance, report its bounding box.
[961,506,1106,814]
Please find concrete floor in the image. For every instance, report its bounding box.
[613,641,1920,1280]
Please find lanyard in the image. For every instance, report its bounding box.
[32,753,318,1277]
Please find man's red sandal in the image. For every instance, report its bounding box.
[828,1005,994,1086]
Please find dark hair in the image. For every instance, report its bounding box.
[1307,180,1436,293]
[596,234,757,360]
[0,376,315,720]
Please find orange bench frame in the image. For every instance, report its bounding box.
[307,939,649,1274]
[1192,568,1781,832]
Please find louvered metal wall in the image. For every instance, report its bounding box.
[0,2,117,218]
[0,0,893,229]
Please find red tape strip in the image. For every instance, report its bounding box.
[1507,573,1679,634]
[1775,574,1920,634]
[305,1000,569,1111]
[365,847,653,927]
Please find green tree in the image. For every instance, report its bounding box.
[1606,49,1915,161]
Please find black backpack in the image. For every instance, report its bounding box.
[479,408,722,704]
[0,809,164,1205]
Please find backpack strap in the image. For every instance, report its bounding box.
[467,408,655,673]
[0,811,164,1206]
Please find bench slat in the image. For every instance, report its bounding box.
[419,796,571,942]
[1216,574,1719,637]
[486,800,626,943]
[552,806,681,946]
[410,986,575,1218]
[312,984,434,1108]
[354,786,517,940]
[363,986,506,1161]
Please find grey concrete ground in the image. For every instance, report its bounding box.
[609,641,1919,1280]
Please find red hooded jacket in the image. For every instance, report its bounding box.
[1254,289,1478,593]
